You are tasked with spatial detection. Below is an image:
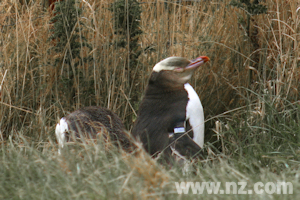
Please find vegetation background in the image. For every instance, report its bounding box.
[0,0,299,199]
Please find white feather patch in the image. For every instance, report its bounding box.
[184,83,204,148]
[55,117,69,149]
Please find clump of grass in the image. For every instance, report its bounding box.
[0,135,173,199]
[109,0,144,124]
[1,131,299,199]
[214,89,300,169]
[48,0,93,108]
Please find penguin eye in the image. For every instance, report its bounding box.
[174,67,184,72]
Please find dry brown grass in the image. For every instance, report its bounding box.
[0,0,299,145]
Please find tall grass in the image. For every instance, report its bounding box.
[0,0,299,198]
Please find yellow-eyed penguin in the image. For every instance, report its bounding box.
[55,106,135,153]
[132,56,209,157]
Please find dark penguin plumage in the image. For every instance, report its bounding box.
[132,56,209,158]
[55,106,134,152]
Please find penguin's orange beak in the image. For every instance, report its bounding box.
[185,56,210,70]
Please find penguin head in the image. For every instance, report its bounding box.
[152,56,209,85]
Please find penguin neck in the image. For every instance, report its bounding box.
[145,71,187,96]
[145,82,186,97]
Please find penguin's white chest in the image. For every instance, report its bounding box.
[184,83,205,148]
